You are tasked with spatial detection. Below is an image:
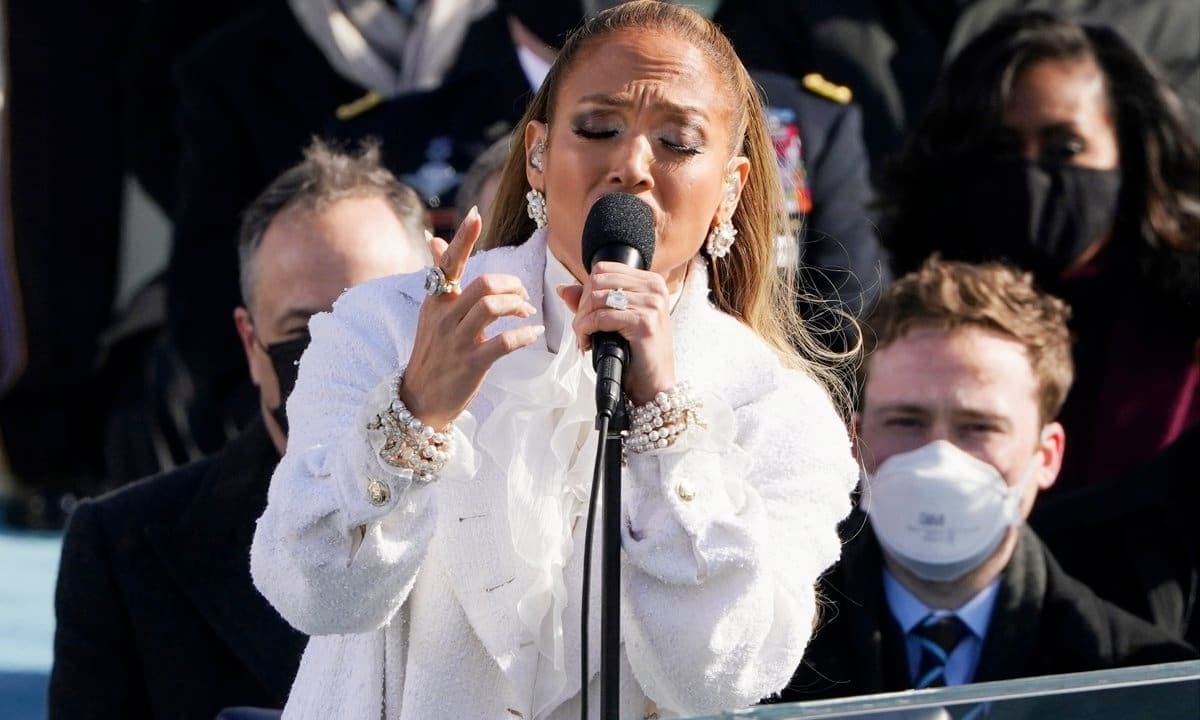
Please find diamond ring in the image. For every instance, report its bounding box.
[423,265,460,296]
[605,288,630,311]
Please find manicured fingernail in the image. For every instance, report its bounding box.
[468,205,480,221]
[424,229,434,244]
[524,303,538,316]
[531,324,546,337]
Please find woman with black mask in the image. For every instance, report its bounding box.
[876,11,1200,492]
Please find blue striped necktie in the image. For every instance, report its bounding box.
[912,613,970,689]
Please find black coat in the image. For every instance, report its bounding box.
[1032,423,1200,649]
[777,517,1197,702]
[169,0,363,453]
[48,419,305,719]
[714,0,1200,166]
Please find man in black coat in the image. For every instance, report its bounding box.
[788,519,1195,700]
[48,142,432,719]
[776,258,1196,703]
[713,0,1200,167]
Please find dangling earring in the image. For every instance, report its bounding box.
[526,189,548,229]
[706,219,737,258]
[526,139,548,229]
[706,173,740,258]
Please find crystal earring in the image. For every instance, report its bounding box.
[706,173,740,258]
[526,189,548,229]
[705,218,737,258]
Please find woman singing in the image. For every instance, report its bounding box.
[251,2,859,717]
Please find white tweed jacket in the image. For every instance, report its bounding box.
[250,231,859,719]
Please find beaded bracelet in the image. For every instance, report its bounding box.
[626,381,704,453]
[365,371,453,482]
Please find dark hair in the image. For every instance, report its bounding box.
[866,257,1074,424]
[238,138,430,309]
[878,11,1200,295]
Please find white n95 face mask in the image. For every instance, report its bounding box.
[865,440,1041,583]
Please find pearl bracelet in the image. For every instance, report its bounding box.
[365,371,453,482]
[626,381,703,453]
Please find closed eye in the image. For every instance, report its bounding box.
[661,138,702,156]
[573,126,619,140]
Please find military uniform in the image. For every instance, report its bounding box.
[753,70,889,350]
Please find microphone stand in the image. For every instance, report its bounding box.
[599,400,627,719]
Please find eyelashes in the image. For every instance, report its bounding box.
[573,127,617,140]
[571,126,703,155]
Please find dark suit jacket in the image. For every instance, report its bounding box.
[169,0,363,453]
[714,0,1200,166]
[48,419,306,719]
[777,516,1197,702]
[1032,423,1200,649]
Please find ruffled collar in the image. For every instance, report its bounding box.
[471,232,595,713]
[470,229,710,714]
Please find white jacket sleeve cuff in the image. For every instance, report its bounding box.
[335,372,479,530]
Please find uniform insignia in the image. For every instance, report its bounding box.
[335,91,383,121]
[766,106,812,268]
[802,73,852,104]
[767,106,813,217]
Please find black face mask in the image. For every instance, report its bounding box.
[262,334,310,436]
[960,157,1122,280]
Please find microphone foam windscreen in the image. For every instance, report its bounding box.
[581,193,656,272]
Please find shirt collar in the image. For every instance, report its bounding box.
[516,43,552,91]
[882,567,1000,640]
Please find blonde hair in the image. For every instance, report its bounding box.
[483,0,856,417]
[867,257,1075,423]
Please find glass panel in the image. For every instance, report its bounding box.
[683,661,1200,720]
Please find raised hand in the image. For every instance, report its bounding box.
[559,260,677,405]
[400,207,545,429]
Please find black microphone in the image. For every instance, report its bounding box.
[581,193,656,421]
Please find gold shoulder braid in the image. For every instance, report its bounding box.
[335,91,383,121]
[802,73,852,105]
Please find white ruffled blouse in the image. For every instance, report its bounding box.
[250,229,860,720]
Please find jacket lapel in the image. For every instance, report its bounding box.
[843,522,910,693]
[973,526,1045,682]
[147,420,307,697]
[396,234,551,687]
